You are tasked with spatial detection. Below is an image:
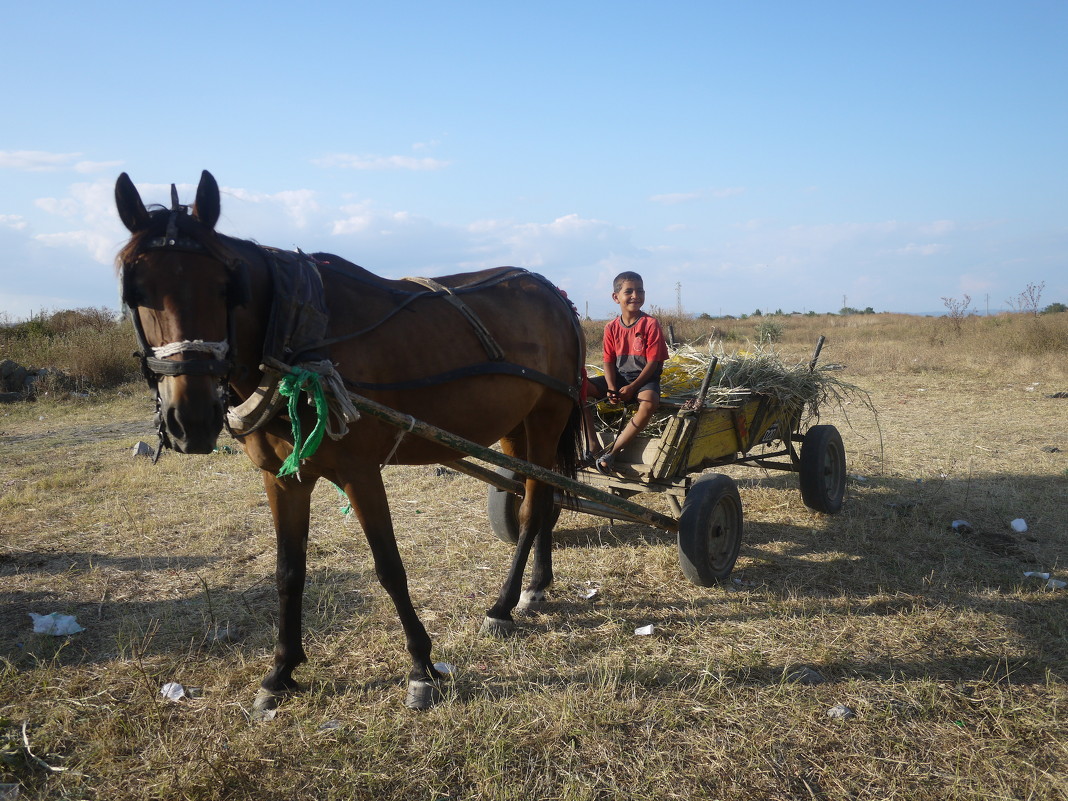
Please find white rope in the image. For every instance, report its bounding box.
[152,339,229,360]
[381,415,416,466]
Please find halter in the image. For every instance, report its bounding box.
[121,186,247,454]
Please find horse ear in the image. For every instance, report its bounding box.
[115,172,150,233]
[193,170,221,229]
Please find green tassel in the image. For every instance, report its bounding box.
[276,367,330,479]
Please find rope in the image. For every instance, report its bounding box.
[276,367,331,479]
[152,339,229,360]
[381,414,416,466]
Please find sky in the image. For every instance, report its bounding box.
[1,1,1065,322]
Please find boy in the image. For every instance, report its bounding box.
[586,271,669,475]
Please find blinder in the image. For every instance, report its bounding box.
[121,197,249,454]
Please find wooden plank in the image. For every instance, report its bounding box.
[347,391,680,532]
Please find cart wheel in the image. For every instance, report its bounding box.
[799,424,846,514]
[486,468,561,544]
[677,473,743,586]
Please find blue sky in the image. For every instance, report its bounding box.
[1,1,1065,321]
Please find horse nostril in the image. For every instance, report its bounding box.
[166,407,185,442]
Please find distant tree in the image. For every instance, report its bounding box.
[863,306,875,314]
[1006,282,1045,316]
[839,306,861,316]
[1041,302,1066,314]
[752,308,763,317]
[697,312,713,320]
[941,294,973,335]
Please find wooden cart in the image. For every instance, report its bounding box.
[346,338,846,588]
[482,337,847,585]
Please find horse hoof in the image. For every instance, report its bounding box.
[251,688,282,720]
[517,589,545,611]
[480,616,516,637]
[405,679,444,710]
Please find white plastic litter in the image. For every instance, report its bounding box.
[634,624,654,636]
[1024,571,1050,580]
[29,612,84,636]
[1010,518,1028,533]
[160,682,186,702]
[951,520,973,534]
[582,587,599,600]
[131,441,153,457]
[1048,579,1067,590]
[433,662,455,675]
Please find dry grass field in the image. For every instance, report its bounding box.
[2,311,1066,800]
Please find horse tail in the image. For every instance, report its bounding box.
[555,401,583,480]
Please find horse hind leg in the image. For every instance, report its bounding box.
[517,403,580,613]
[481,411,564,635]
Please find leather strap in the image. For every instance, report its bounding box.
[402,276,506,361]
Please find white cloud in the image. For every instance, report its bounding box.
[74,159,124,174]
[0,150,82,171]
[0,214,28,231]
[225,187,321,229]
[313,153,450,171]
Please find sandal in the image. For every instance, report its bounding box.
[595,450,616,476]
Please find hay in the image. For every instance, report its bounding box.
[589,341,872,439]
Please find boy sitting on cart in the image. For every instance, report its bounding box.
[585,271,669,475]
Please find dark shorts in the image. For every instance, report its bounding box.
[588,372,661,400]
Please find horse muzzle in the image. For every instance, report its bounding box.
[156,384,226,454]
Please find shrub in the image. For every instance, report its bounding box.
[756,319,785,344]
[0,308,138,391]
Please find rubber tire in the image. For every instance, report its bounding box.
[486,468,561,545]
[677,473,743,587]
[799,424,846,514]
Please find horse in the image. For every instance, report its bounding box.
[114,170,585,711]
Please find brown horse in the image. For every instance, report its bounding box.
[115,170,584,710]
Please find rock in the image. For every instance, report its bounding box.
[785,666,826,685]
[827,704,856,719]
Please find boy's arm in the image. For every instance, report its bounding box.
[618,360,662,401]
[603,360,621,397]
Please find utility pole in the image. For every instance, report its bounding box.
[675,282,683,317]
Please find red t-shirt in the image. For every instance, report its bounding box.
[602,313,668,378]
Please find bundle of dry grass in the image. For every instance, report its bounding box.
[591,341,872,438]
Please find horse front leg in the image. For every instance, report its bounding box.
[482,477,554,635]
[254,470,316,714]
[340,467,443,710]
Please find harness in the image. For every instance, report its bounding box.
[124,197,583,462]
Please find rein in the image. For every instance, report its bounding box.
[126,208,582,471]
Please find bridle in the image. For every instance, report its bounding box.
[121,186,248,454]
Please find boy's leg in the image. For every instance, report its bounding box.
[607,389,659,456]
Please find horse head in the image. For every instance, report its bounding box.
[115,170,249,454]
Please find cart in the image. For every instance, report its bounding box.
[345,337,846,589]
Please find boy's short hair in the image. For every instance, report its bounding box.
[612,271,644,292]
